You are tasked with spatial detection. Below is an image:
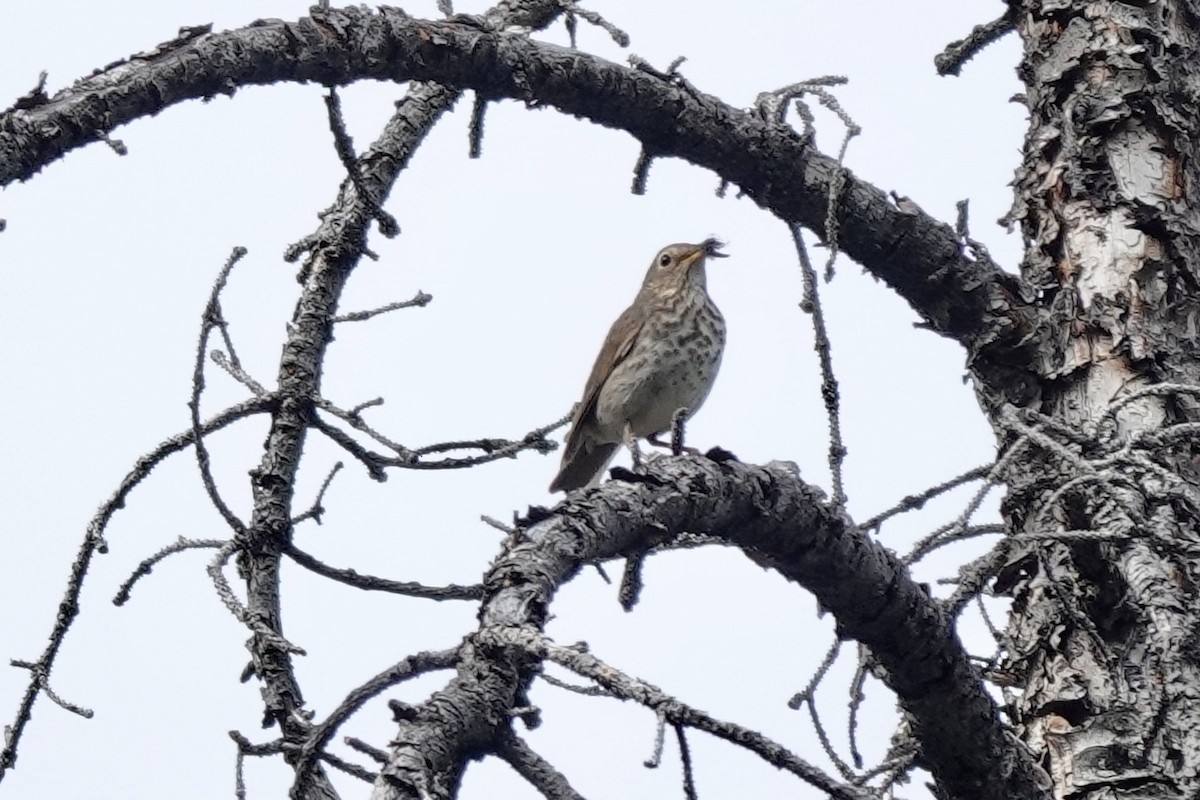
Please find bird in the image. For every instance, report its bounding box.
[549,238,728,493]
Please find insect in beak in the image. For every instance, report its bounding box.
[701,238,728,258]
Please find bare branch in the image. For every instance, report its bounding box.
[468,94,488,158]
[788,637,842,708]
[291,462,343,526]
[0,396,269,779]
[311,407,569,478]
[345,737,389,764]
[556,1,629,47]
[331,290,431,323]
[211,349,270,397]
[289,648,461,797]
[538,670,615,698]
[859,463,990,534]
[674,724,696,800]
[375,455,1045,800]
[935,10,1016,77]
[281,542,484,600]
[323,88,400,238]
[495,732,588,800]
[206,542,305,656]
[318,751,376,784]
[617,554,644,611]
[644,709,667,768]
[486,627,868,800]
[190,247,251,536]
[0,8,1039,362]
[113,536,226,606]
[792,225,848,509]
[8,660,92,719]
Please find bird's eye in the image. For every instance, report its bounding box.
[658,254,672,267]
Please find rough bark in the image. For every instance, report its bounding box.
[987,2,1200,798]
[14,4,1197,799]
[220,4,568,799]
[367,455,1046,800]
[0,7,1035,366]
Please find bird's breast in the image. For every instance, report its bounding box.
[594,291,726,439]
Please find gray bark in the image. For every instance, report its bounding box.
[988,2,1200,798]
[0,8,1032,362]
[7,3,1199,800]
[366,456,1043,800]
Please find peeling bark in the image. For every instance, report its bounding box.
[10,3,1200,799]
[989,3,1200,798]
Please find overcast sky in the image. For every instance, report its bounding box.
[0,1,1024,798]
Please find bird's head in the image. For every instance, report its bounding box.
[640,238,727,295]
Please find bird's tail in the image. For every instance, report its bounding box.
[549,441,619,493]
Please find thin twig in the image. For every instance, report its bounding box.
[644,708,668,768]
[846,647,868,769]
[344,736,389,764]
[935,9,1016,76]
[282,542,484,600]
[618,554,645,611]
[323,88,400,237]
[113,536,226,605]
[485,627,869,800]
[468,94,487,158]
[675,724,697,800]
[859,464,990,533]
[317,750,377,783]
[806,696,856,781]
[792,225,848,509]
[8,661,92,719]
[0,397,269,779]
[539,670,616,697]
[331,290,432,323]
[190,247,251,536]
[496,732,588,800]
[205,541,304,655]
[292,462,344,525]
[789,637,841,708]
[556,0,629,46]
[289,648,460,797]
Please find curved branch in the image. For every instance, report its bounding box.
[281,542,483,600]
[187,6,571,800]
[0,8,1035,358]
[372,455,1047,800]
[494,732,587,800]
[0,396,271,780]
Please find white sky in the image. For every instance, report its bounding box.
[0,1,1025,798]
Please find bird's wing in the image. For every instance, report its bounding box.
[562,303,644,453]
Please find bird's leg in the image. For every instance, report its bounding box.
[622,422,643,470]
[646,408,690,452]
[670,407,689,456]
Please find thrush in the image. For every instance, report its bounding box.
[549,238,728,493]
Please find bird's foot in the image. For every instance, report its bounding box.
[645,436,700,456]
[646,432,671,450]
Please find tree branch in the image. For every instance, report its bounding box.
[372,454,1048,800]
[0,8,1036,359]
[0,396,271,780]
[177,5,572,799]
[494,732,588,800]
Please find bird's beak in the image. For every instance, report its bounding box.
[681,247,708,270]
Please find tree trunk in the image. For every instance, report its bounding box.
[992,3,1200,797]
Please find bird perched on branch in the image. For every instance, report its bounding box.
[550,238,728,493]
